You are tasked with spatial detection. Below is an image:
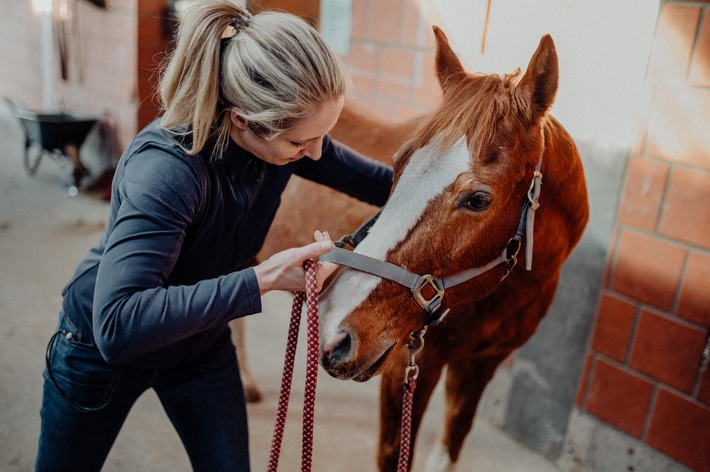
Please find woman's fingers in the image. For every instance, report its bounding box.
[253,231,339,295]
[301,238,334,259]
[253,232,335,294]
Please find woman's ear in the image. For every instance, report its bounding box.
[230,108,248,129]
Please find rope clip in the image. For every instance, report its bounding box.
[404,326,427,384]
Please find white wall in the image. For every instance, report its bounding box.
[422,0,660,148]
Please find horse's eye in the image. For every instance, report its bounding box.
[460,192,494,211]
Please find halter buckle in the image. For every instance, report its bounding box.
[411,274,445,314]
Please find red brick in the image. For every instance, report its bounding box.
[400,0,424,48]
[585,359,654,438]
[610,231,686,311]
[349,0,368,40]
[647,5,701,84]
[630,310,707,393]
[346,43,379,74]
[349,74,377,97]
[379,47,416,81]
[618,158,669,231]
[591,293,637,362]
[646,388,710,472]
[369,0,403,45]
[645,86,710,171]
[677,251,710,326]
[658,168,710,249]
[689,10,710,86]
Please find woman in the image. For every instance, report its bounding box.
[35,2,392,471]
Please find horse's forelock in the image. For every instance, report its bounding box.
[413,71,525,158]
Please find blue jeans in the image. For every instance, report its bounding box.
[35,315,250,471]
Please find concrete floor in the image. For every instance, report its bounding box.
[0,101,561,471]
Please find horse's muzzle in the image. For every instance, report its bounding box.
[321,332,397,382]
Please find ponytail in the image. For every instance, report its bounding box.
[159,1,247,156]
[158,0,348,158]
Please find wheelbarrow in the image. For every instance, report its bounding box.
[7,99,100,196]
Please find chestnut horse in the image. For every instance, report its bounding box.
[316,28,589,471]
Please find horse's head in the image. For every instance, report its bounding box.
[319,27,560,381]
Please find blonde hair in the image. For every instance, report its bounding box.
[159,0,348,157]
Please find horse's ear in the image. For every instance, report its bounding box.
[433,26,466,90]
[517,34,559,122]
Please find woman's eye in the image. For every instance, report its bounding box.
[291,141,307,148]
[460,192,494,211]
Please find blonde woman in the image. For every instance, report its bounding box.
[35,1,391,470]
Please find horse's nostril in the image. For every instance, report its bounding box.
[323,331,352,364]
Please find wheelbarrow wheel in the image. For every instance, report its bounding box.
[24,142,45,176]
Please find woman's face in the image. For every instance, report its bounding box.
[229,97,344,165]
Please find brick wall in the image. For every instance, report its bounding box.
[337,0,440,121]
[576,2,710,471]
[0,0,45,108]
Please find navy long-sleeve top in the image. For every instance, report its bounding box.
[60,120,392,369]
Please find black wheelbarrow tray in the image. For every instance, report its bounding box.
[8,100,100,193]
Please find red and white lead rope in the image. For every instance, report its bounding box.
[397,376,417,471]
[267,258,319,472]
[267,258,422,472]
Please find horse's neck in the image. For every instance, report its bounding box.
[543,117,586,193]
[539,116,589,253]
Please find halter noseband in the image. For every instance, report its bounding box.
[320,154,543,327]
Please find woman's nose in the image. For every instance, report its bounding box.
[303,138,323,161]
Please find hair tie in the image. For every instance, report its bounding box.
[231,11,252,32]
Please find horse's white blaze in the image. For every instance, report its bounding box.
[320,135,470,346]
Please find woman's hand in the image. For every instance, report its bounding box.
[253,230,338,295]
